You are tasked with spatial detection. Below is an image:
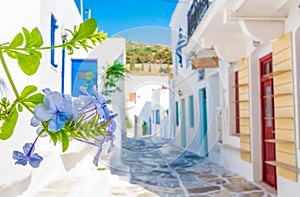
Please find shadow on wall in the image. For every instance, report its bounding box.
[0,174,31,197]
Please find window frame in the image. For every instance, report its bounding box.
[50,14,58,68]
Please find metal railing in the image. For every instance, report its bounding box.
[187,0,211,39]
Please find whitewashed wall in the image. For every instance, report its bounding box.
[124,75,169,138]
[0,1,126,196]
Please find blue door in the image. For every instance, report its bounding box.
[180,99,186,148]
[71,59,97,97]
[199,88,208,156]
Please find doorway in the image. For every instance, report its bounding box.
[199,88,208,156]
[71,59,97,97]
[260,53,277,188]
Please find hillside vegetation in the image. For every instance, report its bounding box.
[126,42,173,77]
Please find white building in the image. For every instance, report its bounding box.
[170,0,300,195]
[151,87,170,138]
[124,75,169,138]
[0,0,125,196]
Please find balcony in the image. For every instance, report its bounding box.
[187,0,212,39]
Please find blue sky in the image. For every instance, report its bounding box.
[75,0,178,45]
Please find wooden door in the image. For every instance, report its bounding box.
[199,88,208,156]
[260,53,277,188]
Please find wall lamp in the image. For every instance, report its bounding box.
[178,89,183,97]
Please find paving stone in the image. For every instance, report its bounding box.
[188,186,220,194]
[183,181,213,189]
[187,165,209,172]
[228,177,247,183]
[137,192,159,197]
[208,163,219,168]
[178,171,202,176]
[223,182,261,192]
[239,192,266,197]
[221,172,239,178]
[180,175,198,182]
[211,190,234,197]
[208,178,227,185]
[198,174,219,179]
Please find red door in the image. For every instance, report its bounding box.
[260,53,277,188]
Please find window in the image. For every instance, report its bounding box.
[155,109,160,124]
[175,102,179,126]
[197,69,205,80]
[51,14,58,68]
[235,71,240,134]
[188,95,194,127]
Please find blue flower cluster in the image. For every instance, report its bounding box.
[13,87,117,168]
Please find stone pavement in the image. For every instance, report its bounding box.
[109,137,276,197]
[20,137,276,197]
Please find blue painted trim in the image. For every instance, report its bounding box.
[51,14,58,68]
[61,40,66,93]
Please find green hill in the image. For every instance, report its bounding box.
[126,42,172,65]
[126,42,173,77]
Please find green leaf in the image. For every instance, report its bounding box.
[7,51,19,59]
[61,131,69,152]
[29,28,43,48]
[97,167,106,171]
[29,50,42,59]
[47,130,58,145]
[24,93,44,104]
[70,18,97,42]
[9,33,24,48]
[0,108,18,140]
[17,104,23,112]
[20,85,37,99]
[22,27,32,47]
[16,52,40,75]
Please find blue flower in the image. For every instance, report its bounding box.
[92,87,111,120]
[12,143,43,168]
[72,95,95,119]
[76,86,118,166]
[34,89,72,132]
[93,119,117,166]
[30,117,47,137]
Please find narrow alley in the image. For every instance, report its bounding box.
[109,137,276,197]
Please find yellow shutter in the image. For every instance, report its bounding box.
[273,32,297,182]
[238,58,251,163]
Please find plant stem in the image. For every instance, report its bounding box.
[9,44,65,51]
[0,51,20,99]
[21,102,34,114]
